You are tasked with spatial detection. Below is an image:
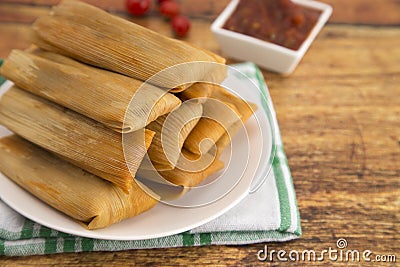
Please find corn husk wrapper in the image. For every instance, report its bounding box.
[184,86,257,155]
[183,99,241,155]
[209,85,257,111]
[206,86,258,155]
[31,0,226,92]
[159,149,224,188]
[177,82,215,104]
[0,49,181,133]
[214,102,258,156]
[0,135,158,230]
[0,87,154,192]
[137,149,223,200]
[145,101,203,171]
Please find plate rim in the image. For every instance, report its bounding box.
[0,70,276,240]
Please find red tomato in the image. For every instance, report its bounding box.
[160,1,180,18]
[126,0,151,16]
[171,15,191,37]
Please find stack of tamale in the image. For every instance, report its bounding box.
[0,0,257,230]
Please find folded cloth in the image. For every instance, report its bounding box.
[0,61,301,256]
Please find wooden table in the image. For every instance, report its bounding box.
[1,0,399,265]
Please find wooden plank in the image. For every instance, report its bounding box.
[0,4,49,23]
[0,0,227,21]
[322,0,400,25]
[263,25,400,78]
[0,0,125,11]
[0,24,32,57]
[1,0,400,25]
[0,1,399,265]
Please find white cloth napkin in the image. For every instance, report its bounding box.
[0,62,301,256]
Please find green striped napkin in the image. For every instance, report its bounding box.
[0,61,301,256]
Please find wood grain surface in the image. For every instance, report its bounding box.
[0,0,399,266]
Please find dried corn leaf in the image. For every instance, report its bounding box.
[146,101,203,171]
[210,87,258,155]
[211,85,256,112]
[159,149,224,187]
[0,135,158,230]
[0,49,181,133]
[177,82,215,104]
[184,86,257,155]
[183,99,241,155]
[214,102,258,156]
[137,149,223,197]
[32,0,226,91]
[0,87,154,192]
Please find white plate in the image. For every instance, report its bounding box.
[0,67,275,240]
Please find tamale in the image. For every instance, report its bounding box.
[214,102,258,156]
[159,149,224,187]
[139,153,224,189]
[0,87,154,192]
[209,87,258,155]
[183,98,241,155]
[146,101,203,171]
[184,86,257,155]
[137,149,223,198]
[0,135,158,230]
[31,0,226,91]
[177,82,215,104]
[159,160,224,188]
[209,85,256,111]
[0,49,181,133]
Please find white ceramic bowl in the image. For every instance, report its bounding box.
[211,0,332,75]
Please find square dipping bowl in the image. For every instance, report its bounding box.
[211,0,332,75]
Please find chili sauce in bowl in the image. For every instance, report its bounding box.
[211,0,332,74]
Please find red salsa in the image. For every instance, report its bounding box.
[223,0,321,50]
